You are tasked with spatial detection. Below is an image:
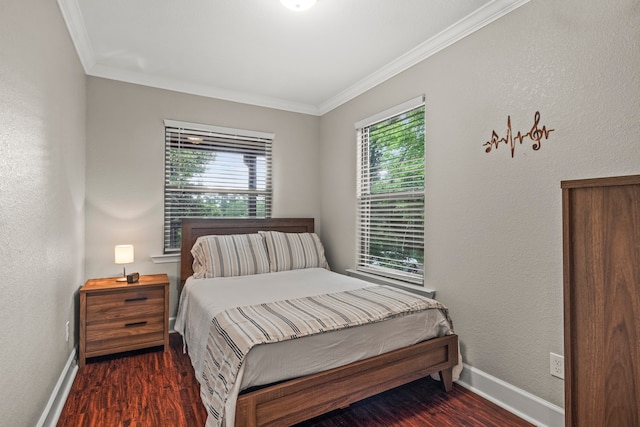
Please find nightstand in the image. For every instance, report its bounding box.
[79,273,169,367]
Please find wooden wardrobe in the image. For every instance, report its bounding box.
[562,174,640,427]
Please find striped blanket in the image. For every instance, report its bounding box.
[200,285,452,427]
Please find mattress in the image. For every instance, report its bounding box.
[175,267,456,426]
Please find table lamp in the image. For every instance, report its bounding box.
[114,244,134,282]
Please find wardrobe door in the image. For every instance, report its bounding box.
[562,175,640,427]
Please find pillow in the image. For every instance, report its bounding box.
[191,233,270,279]
[259,231,329,272]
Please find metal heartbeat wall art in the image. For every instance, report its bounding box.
[483,111,554,158]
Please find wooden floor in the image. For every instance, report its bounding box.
[58,333,534,427]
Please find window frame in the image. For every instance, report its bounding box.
[354,96,426,285]
[163,119,273,253]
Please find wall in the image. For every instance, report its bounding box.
[319,0,640,408]
[85,78,321,316]
[0,0,86,425]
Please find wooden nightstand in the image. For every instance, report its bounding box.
[79,273,169,368]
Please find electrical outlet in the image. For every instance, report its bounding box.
[65,321,70,342]
[550,352,564,379]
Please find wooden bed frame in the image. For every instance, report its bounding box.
[179,217,459,426]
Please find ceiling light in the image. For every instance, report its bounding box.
[280,0,317,12]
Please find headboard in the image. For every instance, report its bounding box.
[179,217,315,289]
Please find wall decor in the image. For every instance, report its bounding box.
[483,111,554,158]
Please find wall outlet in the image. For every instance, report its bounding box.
[550,352,564,379]
[65,321,70,342]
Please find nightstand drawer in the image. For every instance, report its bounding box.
[86,287,165,321]
[85,313,165,354]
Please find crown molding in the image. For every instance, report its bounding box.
[57,0,96,73]
[89,63,321,115]
[56,0,320,116]
[317,0,531,115]
[58,0,529,117]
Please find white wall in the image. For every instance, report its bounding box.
[0,1,86,425]
[85,78,322,316]
[319,0,640,408]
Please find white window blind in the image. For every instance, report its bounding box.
[355,97,425,285]
[163,120,273,253]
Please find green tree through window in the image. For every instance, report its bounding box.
[163,121,273,252]
[357,102,425,283]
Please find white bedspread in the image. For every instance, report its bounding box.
[175,268,456,426]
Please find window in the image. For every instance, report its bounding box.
[163,120,273,253]
[355,97,425,284]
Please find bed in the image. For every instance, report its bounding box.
[176,218,459,427]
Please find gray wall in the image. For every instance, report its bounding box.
[4,0,639,422]
[0,1,86,425]
[85,78,322,317]
[319,0,640,407]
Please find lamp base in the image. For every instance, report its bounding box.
[115,276,127,282]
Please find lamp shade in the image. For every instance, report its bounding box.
[114,245,134,264]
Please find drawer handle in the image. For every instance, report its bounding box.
[125,296,148,303]
[124,321,148,328]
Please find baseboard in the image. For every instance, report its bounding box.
[36,348,78,427]
[37,318,178,427]
[39,342,561,426]
[456,364,564,427]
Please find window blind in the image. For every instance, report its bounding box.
[355,98,425,284]
[163,120,273,253]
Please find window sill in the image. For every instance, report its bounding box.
[346,269,436,299]
[150,254,180,264]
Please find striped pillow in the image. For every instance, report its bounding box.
[191,233,270,279]
[259,231,330,272]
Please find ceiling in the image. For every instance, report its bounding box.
[58,0,528,115]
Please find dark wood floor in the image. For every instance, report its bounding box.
[58,333,533,426]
